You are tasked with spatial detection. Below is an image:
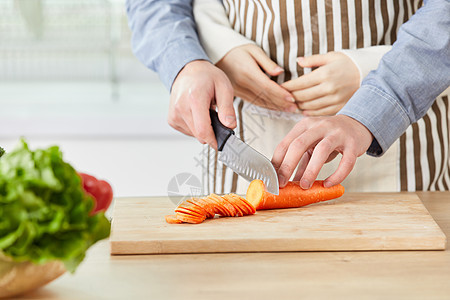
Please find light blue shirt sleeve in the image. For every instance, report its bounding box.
[126,0,211,90]
[338,0,450,156]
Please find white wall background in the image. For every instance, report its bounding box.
[0,0,204,198]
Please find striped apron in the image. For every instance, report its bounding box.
[202,0,450,194]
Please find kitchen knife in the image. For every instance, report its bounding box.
[210,109,279,195]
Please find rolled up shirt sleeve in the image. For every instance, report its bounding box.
[126,0,210,90]
[194,0,255,64]
[338,0,450,156]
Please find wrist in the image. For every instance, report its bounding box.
[174,60,213,85]
[338,114,374,148]
[183,59,213,72]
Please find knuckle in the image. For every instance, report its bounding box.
[318,138,335,153]
[279,163,295,176]
[321,68,332,80]
[331,94,342,104]
[325,84,336,95]
[291,138,307,151]
[235,72,248,84]
[342,156,356,169]
[317,118,333,129]
[195,128,209,141]
[173,101,184,113]
[302,169,317,180]
[167,118,179,130]
[276,140,290,154]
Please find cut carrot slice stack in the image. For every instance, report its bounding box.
[165,193,256,224]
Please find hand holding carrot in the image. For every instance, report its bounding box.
[281,52,360,116]
[271,115,373,189]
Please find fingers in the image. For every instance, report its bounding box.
[244,71,297,112]
[281,71,322,91]
[272,122,324,187]
[249,47,285,76]
[167,106,194,137]
[297,53,331,68]
[168,86,195,137]
[302,103,346,117]
[272,121,309,172]
[295,93,345,110]
[323,151,357,187]
[189,98,218,149]
[291,84,331,103]
[215,77,237,129]
[273,115,372,189]
[217,44,296,110]
[293,150,311,181]
[297,138,336,189]
[237,87,281,111]
[168,60,235,149]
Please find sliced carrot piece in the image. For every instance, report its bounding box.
[175,207,205,218]
[187,198,212,218]
[176,200,207,215]
[205,194,229,216]
[178,200,204,213]
[165,214,183,224]
[176,212,205,224]
[221,194,244,216]
[193,198,216,218]
[220,196,237,216]
[231,194,256,214]
[221,194,243,217]
[209,194,235,217]
[228,194,251,215]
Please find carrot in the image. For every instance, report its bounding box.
[187,198,214,219]
[165,214,183,224]
[175,206,204,218]
[221,195,244,217]
[205,194,229,216]
[181,199,209,217]
[166,193,256,224]
[176,212,205,224]
[246,179,345,210]
[233,194,256,214]
[211,193,237,217]
[227,194,251,215]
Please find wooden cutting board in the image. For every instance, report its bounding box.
[110,193,447,254]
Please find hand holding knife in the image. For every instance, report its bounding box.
[210,109,279,195]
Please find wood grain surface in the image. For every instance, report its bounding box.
[110,193,447,254]
[19,192,450,300]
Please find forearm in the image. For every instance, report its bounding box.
[126,0,210,90]
[193,0,254,64]
[339,0,450,156]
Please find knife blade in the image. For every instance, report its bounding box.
[210,109,279,195]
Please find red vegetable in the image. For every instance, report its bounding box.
[79,173,113,214]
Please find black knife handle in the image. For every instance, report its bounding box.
[210,109,234,151]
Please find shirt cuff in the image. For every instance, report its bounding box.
[159,37,211,91]
[337,85,411,157]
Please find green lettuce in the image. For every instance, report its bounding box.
[0,140,110,273]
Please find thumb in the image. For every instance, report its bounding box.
[250,47,284,76]
[215,79,237,129]
[298,54,329,68]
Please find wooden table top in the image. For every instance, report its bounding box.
[19,192,450,300]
